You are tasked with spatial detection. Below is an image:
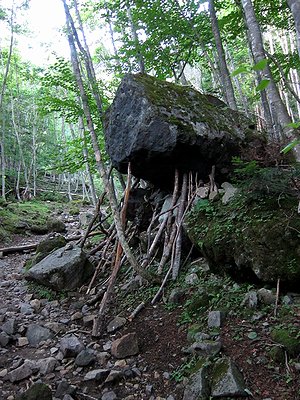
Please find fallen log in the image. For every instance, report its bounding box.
[0,231,104,256]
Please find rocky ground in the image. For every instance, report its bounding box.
[0,209,300,400]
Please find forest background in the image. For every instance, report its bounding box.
[0,0,300,205]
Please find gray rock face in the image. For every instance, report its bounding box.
[60,335,84,358]
[75,348,96,367]
[1,318,17,335]
[183,363,210,400]
[24,245,94,291]
[36,357,58,375]
[26,324,53,347]
[211,357,247,397]
[208,311,225,328]
[105,74,260,189]
[84,368,110,382]
[7,361,35,383]
[111,332,139,358]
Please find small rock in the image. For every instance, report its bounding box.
[103,341,112,351]
[36,357,58,375]
[20,303,34,315]
[114,359,127,367]
[84,368,110,382]
[111,332,139,358]
[105,369,123,383]
[107,316,127,333]
[185,273,199,285]
[55,380,77,397]
[17,337,29,347]
[282,295,293,305]
[0,368,8,378]
[82,315,95,327]
[0,331,10,347]
[7,361,34,383]
[168,288,185,305]
[60,335,84,358]
[75,348,96,367]
[30,299,41,311]
[221,182,238,204]
[187,340,222,357]
[257,288,276,305]
[2,318,17,335]
[97,351,110,366]
[242,291,258,309]
[71,312,82,321]
[101,391,117,400]
[26,324,53,347]
[208,311,225,328]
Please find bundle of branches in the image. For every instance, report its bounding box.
[82,166,218,336]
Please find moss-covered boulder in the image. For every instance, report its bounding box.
[186,185,300,285]
[105,73,262,188]
[25,234,67,271]
[16,383,52,400]
[270,328,300,357]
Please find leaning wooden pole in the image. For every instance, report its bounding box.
[92,164,132,336]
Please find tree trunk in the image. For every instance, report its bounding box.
[126,3,145,73]
[287,0,300,58]
[61,0,152,282]
[1,111,6,201]
[208,0,237,109]
[11,97,30,197]
[78,116,97,206]
[241,0,298,150]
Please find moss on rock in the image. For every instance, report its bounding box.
[186,181,300,285]
[270,328,300,357]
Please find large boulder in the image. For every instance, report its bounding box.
[24,245,94,291]
[105,73,262,188]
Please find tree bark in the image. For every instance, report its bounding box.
[287,0,300,58]
[126,3,145,73]
[61,0,152,282]
[208,0,237,110]
[241,0,299,157]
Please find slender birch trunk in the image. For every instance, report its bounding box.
[61,0,152,281]
[208,0,237,109]
[126,3,145,73]
[287,0,300,58]
[241,0,298,148]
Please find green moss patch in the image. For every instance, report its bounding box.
[270,328,300,357]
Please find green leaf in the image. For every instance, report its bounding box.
[256,79,270,91]
[286,122,300,129]
[281,139,300,154]
[231,65,249,77]
[248,331,258,340]
[253,58,268,71]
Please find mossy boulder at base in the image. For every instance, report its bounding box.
[105,73,262,188]
[186,190,300,286]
